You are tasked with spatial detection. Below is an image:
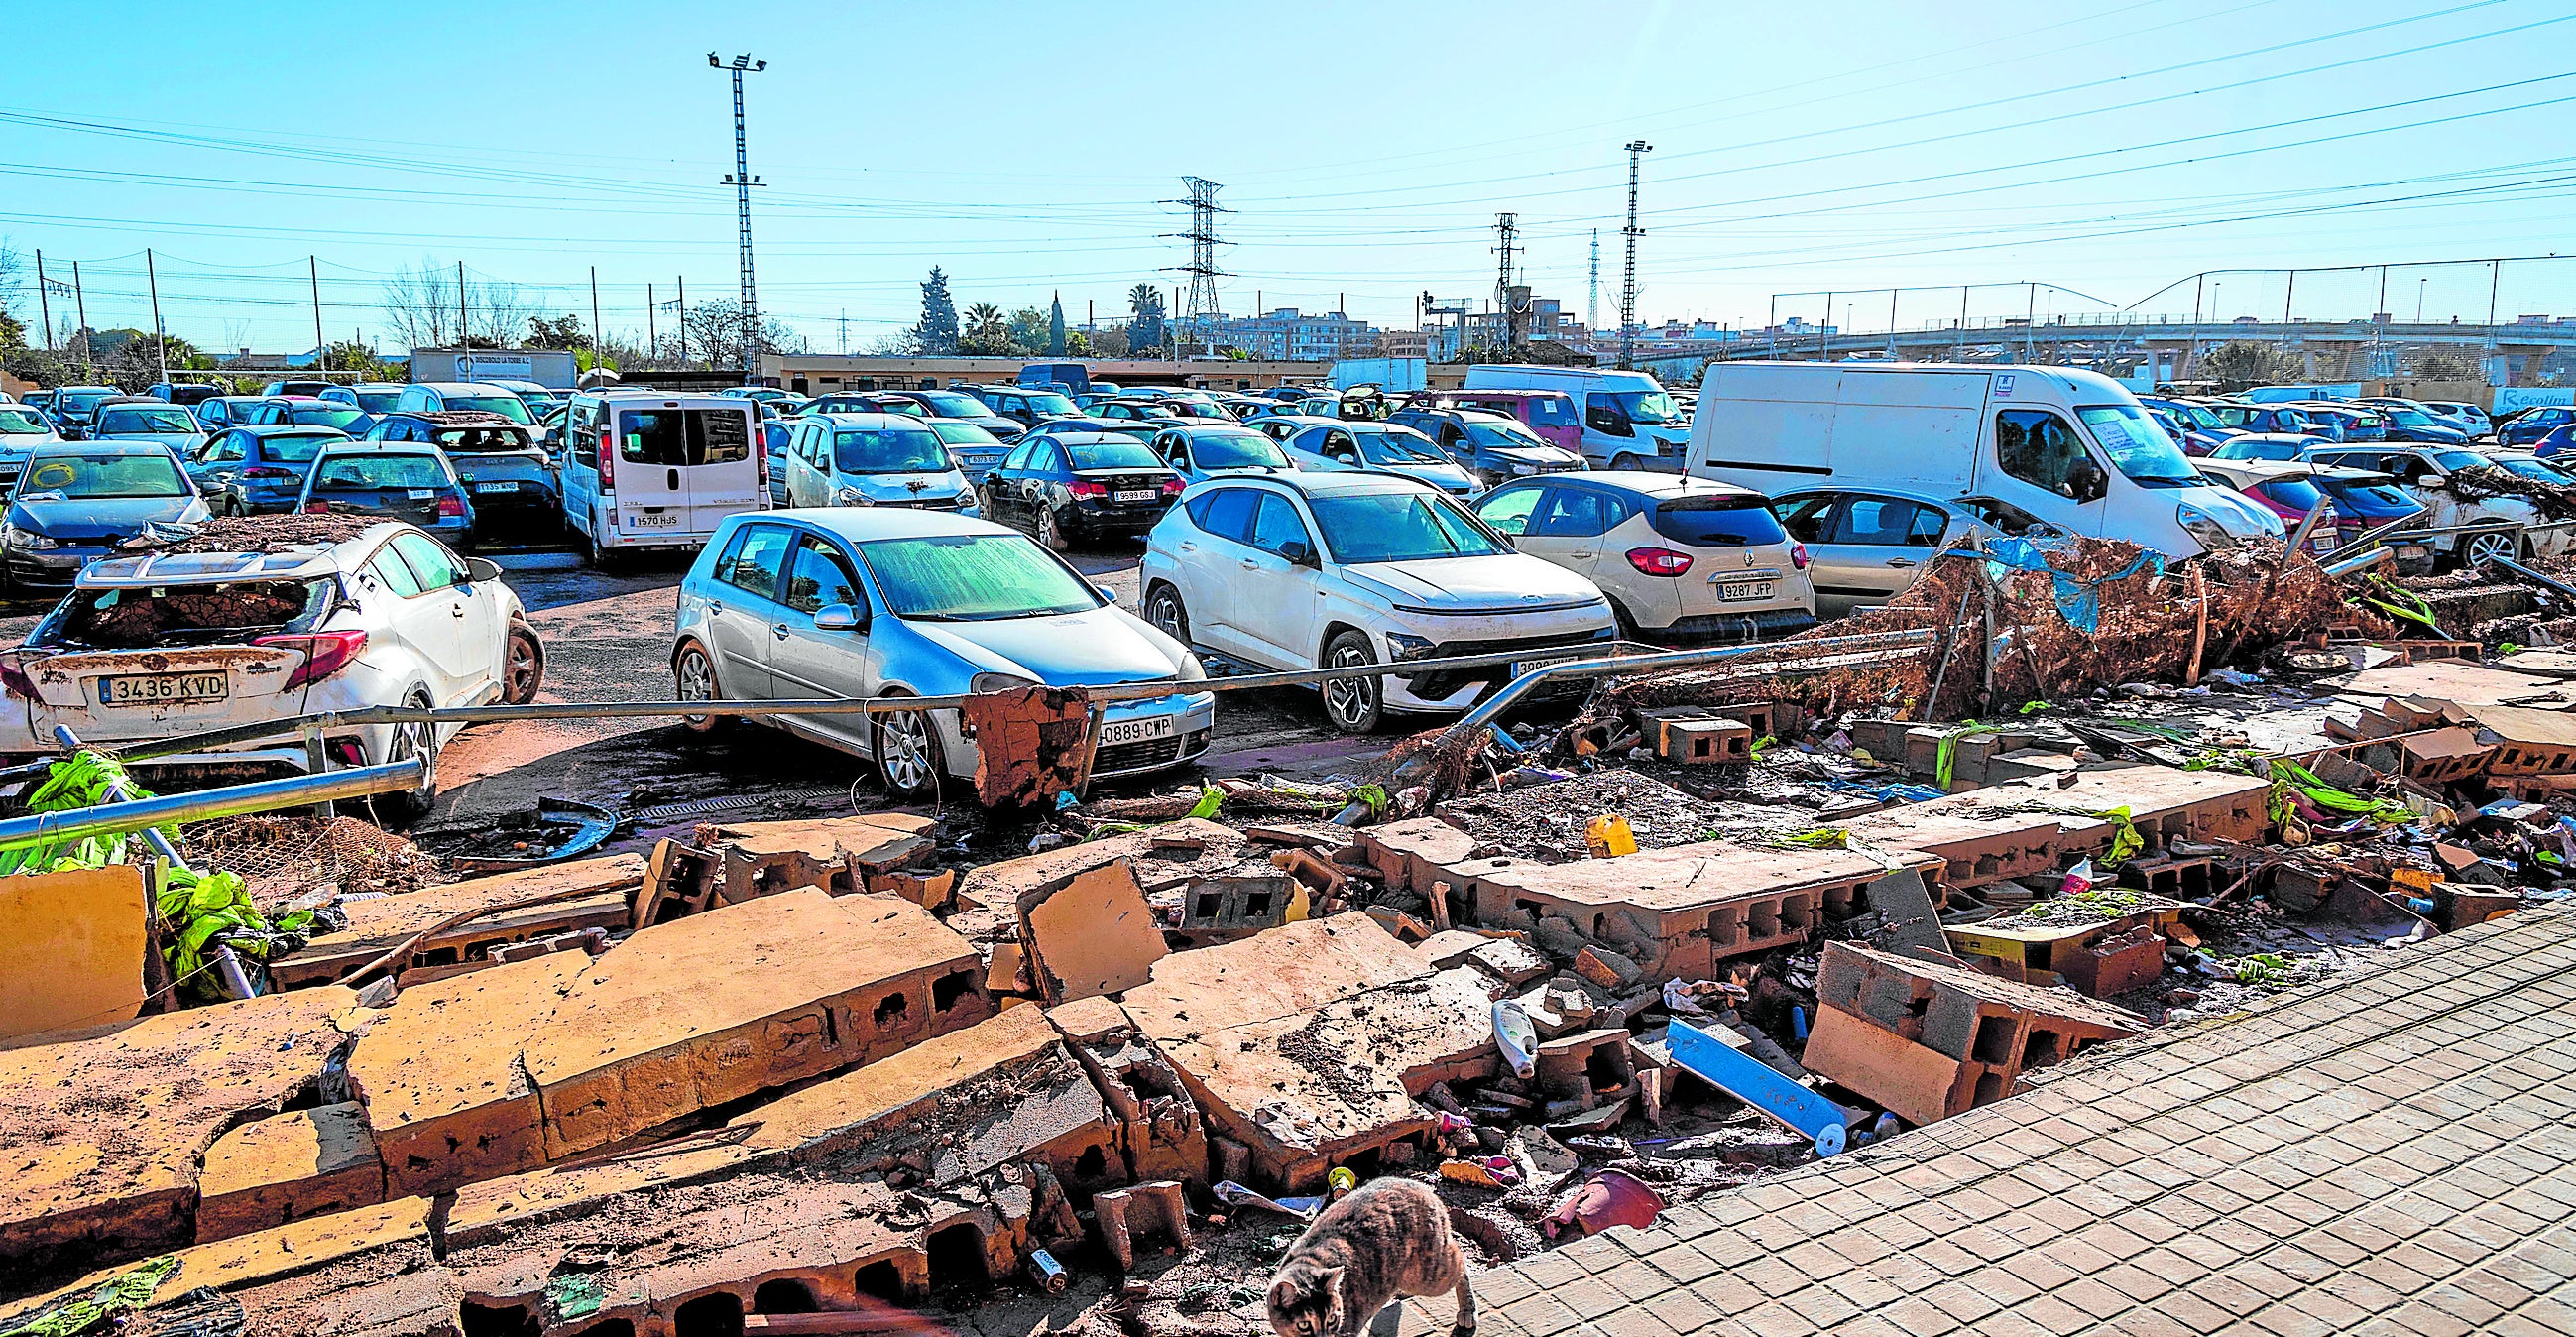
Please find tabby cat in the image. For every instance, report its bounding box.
[1268,1178,1474,1337]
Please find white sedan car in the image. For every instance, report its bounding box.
[1471,474,1816,641]
[0,521,544,822]
[1138,472,1617,733]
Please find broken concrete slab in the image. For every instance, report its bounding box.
[347,951,591,1198]
[1016,858,1166,1004]
[2463,703,2576,776]
[195,1102,386,1244]
[1414,930,1551,986]
[1045,995,1207,1188]
[0,985,364,1284]
[1120,917,1500,1191]
[701,812,939,905]
[266,853,645,989]
[0,864,150,1042]
[966,683,1097,807]
[524,889,991,1160]
[951,817,1258,949]
[1805,942,2143,1128]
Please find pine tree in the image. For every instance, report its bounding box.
[1048,293,1066,357]
[914,267,960,355]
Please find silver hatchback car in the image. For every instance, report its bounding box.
[670,508,1214,799]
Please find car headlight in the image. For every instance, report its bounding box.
[833,486,870,505]
[3,525,57,550]
[971,671,1037,694]
[1385,631,1437,662]
[1178,651,1207,682]
[2177,505,2237,552]
[956,485,979,505]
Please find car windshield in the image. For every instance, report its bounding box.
[1357,428,1446,464]
[1654,495,1789,547]
[2254,478,2328,513]
[59,390,115,414]
[446,395,534,425]
[0,409,54,435]
[929,421,999,446]
[2212,437,2299,461]
[834,426,951,474]
[429,427,531,452]
[95,407,197,435]
[262,432,338,462]
[355,388,404,412]
[21,453,189,499]
[311,453,447,490]
[1024,391,1078,417]
[857,533,1099,621]
[1192,431,1288,470]
[912,391,990,418]
[2499,459,2569,483]
[2389,408,2445,427]
[2162,402,2223,430]
[2078,405,2198,484]
[1606,390,1681,425]
[1464,421,1548,449]
[292,407,368,430]
[1308,491,1508,563]
[1065,439,1165,470]
[2433,450,2490,473]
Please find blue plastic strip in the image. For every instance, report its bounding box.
[1665,1017,1848,1155]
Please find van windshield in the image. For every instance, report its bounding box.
[445,395,534,425]
[2078,405,2199,486]
[1605,390,1681,425]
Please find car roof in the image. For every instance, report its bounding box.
[238,424,350,436]
[1208,470,1437,500]
[2195,458,2307,481]
[1541,473,1761,501]
[30,440,177,457]
[77,521,413,587]
[412,382,521,393]
[1026,429,1140,445]
[1773,483,1964,509]
[808,412,917,427]
[748,507,1023,543]
[313,439,442,456]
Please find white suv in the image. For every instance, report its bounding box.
[0,522,543,823]
[1138,472,1615,733]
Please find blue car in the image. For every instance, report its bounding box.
[2371,404,2468,445]
[186,425,351,516]
[2501,406,2576,448]
[295,440,475,547]
[2530,424,2576,460]
[2211,404,2318,437]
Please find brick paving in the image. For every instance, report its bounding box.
[1405,905,2576,1337]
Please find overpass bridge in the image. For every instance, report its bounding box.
[1649,317,2576,383]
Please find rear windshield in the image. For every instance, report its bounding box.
[1652,495,1790,547]
[291,407,369,430]
[0,409,50,435]
[1191,431,1289,470]
[446,395,533,425]
[22,453,190,499]
[262,432,337,463]
[1023,391,1078,418]
[354,388,404,412]
[58,578,329,649]
[1066,439,1165,470]
[929,421,999,446]
[311,453,448,490]
[95,407,198,435]
[430,427,531,452]
[835,426,950,474]
[2320,478,2419,512]
[617,407,753,466]
[914,391,990,418]
[2252,478,2327,513]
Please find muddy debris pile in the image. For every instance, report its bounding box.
[17,539,2576,1337]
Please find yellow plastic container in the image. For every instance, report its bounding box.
[1584,814,1638,858]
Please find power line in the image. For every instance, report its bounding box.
[1159,177,1230,338]
[1619,142,1650,371]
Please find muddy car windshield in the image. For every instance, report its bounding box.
[446,395,533,425]
[94,407,198,435]
[59,578,329,649]
[2078,405,2199,485]
[834,427,950,474]
[0,409,50,435]
[1309,492,1507,563]
[857,534,1099,621]
[21,454,189,499]
[311,454,448,490]
[1358,428,1446,463]
[618,408,753,465]
[1604,390,1681,425]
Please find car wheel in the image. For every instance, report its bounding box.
[2460,528,2520,569]
[1144,583,1190,642]
[502,621,545,704]
[873,702,943,801]
[672,641,729,733]
[1037,505,1070,552]
[366,702,438,829]
[1611,454,1642,471]
[1320,630,1384,734]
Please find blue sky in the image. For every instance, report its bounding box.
[5,0,2574,353]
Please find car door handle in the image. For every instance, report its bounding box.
[1885,557,1918,568]
[1569,549,1594,558]
[1178,543,1197,552]
[1240,558,1259,569]
[451,605,468,617]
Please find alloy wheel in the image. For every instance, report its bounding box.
[1323,643,1377,730]
[877,709,937,796]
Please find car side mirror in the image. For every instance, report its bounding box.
[463,557,502,584]
[1278,539,1318,567]
[813,602,864,632]
[1095,584,1120,604]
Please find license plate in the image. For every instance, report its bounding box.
[1099,714,1179,747]
[629,510,680,529]
[99,672,229,706]
[472,481,521,493]
[1510,653,1580,678]
[2309,532,2338,551]
[1717,580,1775,601]
[1113,489,1157,504]
[406,489,433,501]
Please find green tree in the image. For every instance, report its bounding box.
[913,267,959,355]
[1006,305,1048,352]
[2413,352,2478,382]
[1048,294,1066,357]
[525,314,590,351]
[1065,330,1093,357]
[1128,283,1165,352]
[2201,341,2292,390]
[959,303,1015,356]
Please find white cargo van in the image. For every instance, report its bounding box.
[560,391,768,565]
[1687,363,2283,558]
[1462,364,1689,470]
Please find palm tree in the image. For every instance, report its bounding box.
[965,303,1005,341]
[1128,284,1160,320]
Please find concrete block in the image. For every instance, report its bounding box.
[1661,718,1753,765]
[267,854,644,989]
[2465,705,2576,777]
[702,813,937,905]
[1017,859,1168,1004]
[2397,727,2493,785]
[349,951,589,1197]
[196,1103,386,1243]
[0,864,150,1042]
[1093,1180,1192,1271]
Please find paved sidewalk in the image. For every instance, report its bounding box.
[1407,905,2576,1337]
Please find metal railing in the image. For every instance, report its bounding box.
[0,759,425,850]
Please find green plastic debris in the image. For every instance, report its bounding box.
[1763,828,1851,850]
[1184,785,1224,820]
[2017,700,2053,715]
[0,1254,179,1337]
[2270,758,2415,825]
[0,751,177,875]
[2226,952,2293,986]
[1934,722,1997,790]
[544,1273,605,1321]
[1748,734,1774,762]
[156,868,317,1003]
[2356,576,2441,633]
[1348,783,1391,820]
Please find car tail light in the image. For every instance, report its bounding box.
[436,496,466,519]
[244,465,295,480]
[303,501,329,515]
[1068,480,1107,498]
[1625,547,1695,576]
[1160,477,1185,496]
[756,443,769,490]
[597,427,616,492]
[0,655,39,701]
[257,630,368,691]
[1791,543,1812,570]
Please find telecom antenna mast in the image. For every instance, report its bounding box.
[1619,140,1652,370]
[709,53,767,383]
[1492,213,1522,352]
[1160,177,1231,347]
[1587,229,1600,342]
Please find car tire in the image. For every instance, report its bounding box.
[2458,528,2520,570]
[1144,583,1190,643]
[1037,505,1070,552]
[366,699,439,829]
[672,641,729,734]
[1610,454,1642,471]
[1320,630,1384,734]
[502,620,545,705]
[873,700,944,802]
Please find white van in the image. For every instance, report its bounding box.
[560,391,767,565]
[1687,362,2283,558]
[1462,364,1690,471]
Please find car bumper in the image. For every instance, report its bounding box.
[1657,608,1820,642]
[1065,499,1171,535]
[3,547,112,591]
[942,689,1215,781]
[1383,623,1619,712]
